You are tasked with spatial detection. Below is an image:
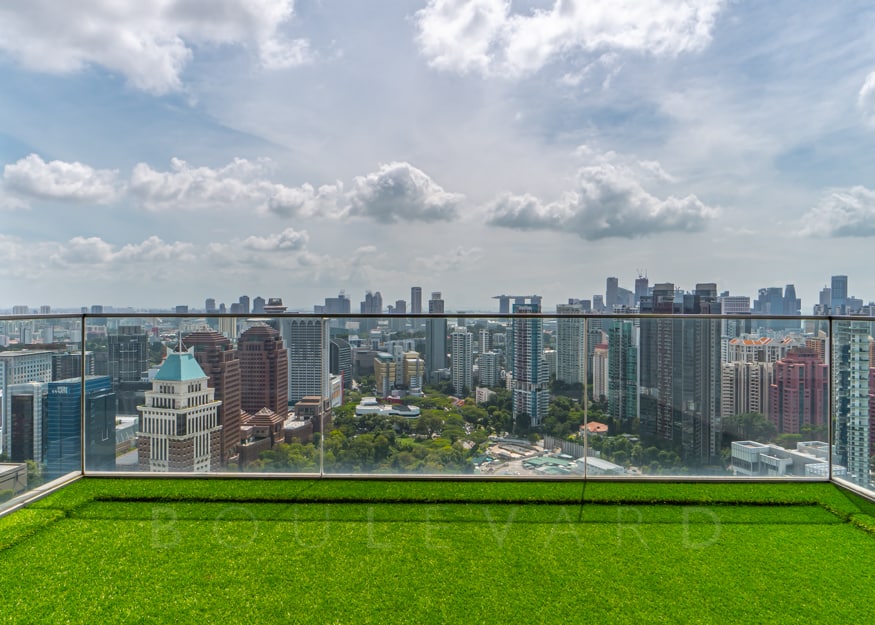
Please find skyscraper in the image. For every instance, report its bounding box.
[607,319,639,422]
[479,329,490,354]
[410,287,422,315]
[783,284,800,317]
[634,275,649,305]
[183,330,242,466]
[238,324,288,415]
[834,320,869,486]
[359,291,382,333]
[52,351,95,382]
[0,349,54,456]
[450,328,473,395]
[324,292,351,315]
[639,283,722,464]
[753,285,800,331]
[137,350,222,473]
[721,361,772,422]
[330,338,353,389]
[8,381,46,463]
[107,325,148,387]
[831,275,848,313]
[425,292,447,382]
[720,295,752,338]
[592,343,609,402]
[815,285,832,316]
[512,303,549,428]
[556,303,585,386]
[46,376,116,476]
[410,286,424,331]
[391,299,407,331]
[322,291,352,330]
[280,316,330,405]
[477,351,499,388]
[606,277,619,310]
[754,287,784,316]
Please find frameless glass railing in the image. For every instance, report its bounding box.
[3,310,874,500]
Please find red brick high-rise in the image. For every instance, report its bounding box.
[183,329,242,466]
[238,324,288,416]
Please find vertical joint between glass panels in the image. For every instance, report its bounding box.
[80,314,87,476]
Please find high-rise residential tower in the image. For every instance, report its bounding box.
[556,303,585,386]
[768,348,828,435]
[479,329,490,354]
[592,343,609,402]
[639,283,722,464]
[721,361,772,422]
[511,303,549,427]
[834,320,869,486]
[425,292,447,381]
[607,319,639,422]
[450,328,473,395]
[478,351,499,388]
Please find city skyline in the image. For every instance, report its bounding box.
[3,272,872,317]
[1,283,872,486]
[1,2,875,309]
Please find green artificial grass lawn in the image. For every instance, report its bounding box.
[2,478,875,624]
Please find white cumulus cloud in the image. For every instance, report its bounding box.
[343,162,463,223]
[129,157,340,216]
[487,161,717,240]
[50,235,194,266]
[798,186,875,237]
[3,153,464,225]
[415,0,723,78]
[0,0,309,94]
[3,154,121,203]
[239,228,309,251]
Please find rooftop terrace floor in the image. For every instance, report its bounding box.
[2,479,875,624]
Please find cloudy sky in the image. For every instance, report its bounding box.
[2,0,875,312]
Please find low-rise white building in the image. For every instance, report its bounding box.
[730,440,844,477]
[354,397,420,418]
